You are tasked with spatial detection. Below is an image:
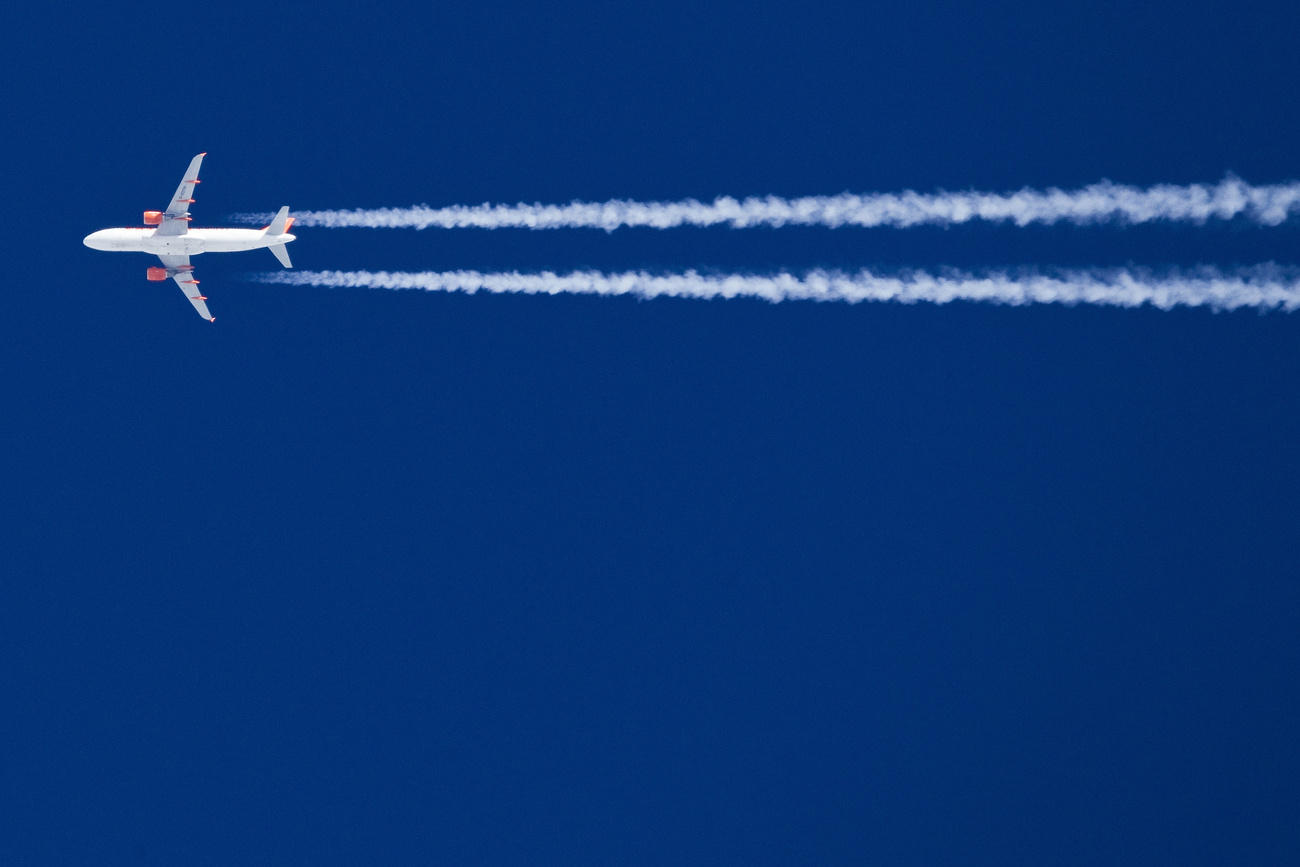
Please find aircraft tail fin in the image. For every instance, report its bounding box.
[268,243,292,268]
[265,206,291,236]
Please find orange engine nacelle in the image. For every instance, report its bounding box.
[146,266,168,282]
[143,210,163,226]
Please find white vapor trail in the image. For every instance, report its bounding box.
[256,266,1300,311]
[234,177,1300,231]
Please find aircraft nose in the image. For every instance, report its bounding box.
[83,231,105,250]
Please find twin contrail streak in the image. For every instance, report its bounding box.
[235,177,1300,231]
[256,266,1300,311]
[245,178,1300,314]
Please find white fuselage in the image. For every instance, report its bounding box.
[83,227,297,255]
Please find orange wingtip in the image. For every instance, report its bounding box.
[209,317,216,323]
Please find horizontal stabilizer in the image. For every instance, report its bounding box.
[265,206,291,236]
[269,243,292,268]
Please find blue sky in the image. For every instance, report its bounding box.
[3,2,1299,864]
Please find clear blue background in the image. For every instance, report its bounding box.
[3,2,1299,864]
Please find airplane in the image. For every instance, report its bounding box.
[83,153,296,321]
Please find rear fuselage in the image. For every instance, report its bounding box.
[83,227,297,255]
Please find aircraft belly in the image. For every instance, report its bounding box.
[144,235,204,255]
[192,229,265,252]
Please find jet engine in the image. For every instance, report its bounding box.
[146,266,168,281]
[143,211,163,226]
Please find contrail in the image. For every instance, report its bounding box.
[234,177,1300,231]
[255,265,1300,311]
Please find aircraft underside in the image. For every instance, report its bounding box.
[82,153,296,321]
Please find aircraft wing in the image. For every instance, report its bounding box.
[156,153,205,237]
[157,254,214,322]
